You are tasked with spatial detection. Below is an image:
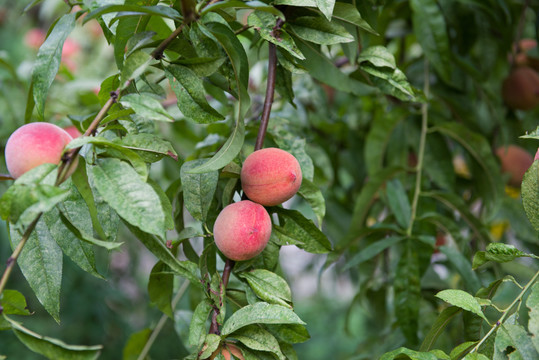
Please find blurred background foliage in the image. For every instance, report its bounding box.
[0,0,538,359]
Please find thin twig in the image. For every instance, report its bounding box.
[0,21,188,299]
[254,43,278,151]
[0,215,41,297]
[406,60,429,236]
[510,0,531,67]
[468,268,539,354]
[136,280,190,360]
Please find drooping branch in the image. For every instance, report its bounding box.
[0,20,189,298]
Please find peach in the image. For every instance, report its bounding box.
[63,125,82,138]
[496,145,534,187]
[5,122,73,179]
[535,148,539,162]
[24,28,46,49]
[241,148,302,206]
[213,200,271,261]
[501,66,539,110]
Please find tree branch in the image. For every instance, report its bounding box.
[0,21,189,299]
[254,42,278,151]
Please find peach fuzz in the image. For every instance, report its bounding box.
[213,200,271,261]
[5,122,73,179]
[241,148,302,206]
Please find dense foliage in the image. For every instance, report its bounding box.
[0,0,539,359]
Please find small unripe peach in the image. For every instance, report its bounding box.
[5,123,73,179]
[213,201,271,261]
[496,145,534,187]
[502,67,539,110]
[241,148,302,206]
[63,125,82,138]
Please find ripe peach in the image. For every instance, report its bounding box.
[241,148,302,206]
[501,66,539,110]
[496,145,534,187]
[63,125,82,138]
[213,200,271,261]
[24,28,46,49]
[5,123,73,179]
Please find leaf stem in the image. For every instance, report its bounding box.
[468,268,539,354]
[0,215,41,298]
[136,280,190,360]
[406,60,429,236]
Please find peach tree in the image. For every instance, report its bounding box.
[0,0,538,359]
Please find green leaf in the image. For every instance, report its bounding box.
[435,289,488,322]
[422,191,492,244]
[522,161,539,233]
[238,269,292,308]
[385,179,411,229]
[200,1,284,18]
[494,323,539,359]
[32,13,76,119]
[472,243,539,269]
[315,0,335,20]
[527,283,539,351]
[199,334,221,359]
[289,16,354,45]
[165,64,224,124]
[248,11,305,60]
[297,179,325,227]
[187,22,250,174]
[342,235,405,271]
[462,354,489,360]
[5,316,102,360]
[221,303,305,336]
[84,4,181,24]
[364,110,405,176]
[188,299,212,349]
[0,183,69,228]
[71,158,114,244]
[123,328,151,360]
[120,50,152,86]
[10,219,62,322]
[419,306,462,351]
[432,121,503,208]
[410,0,452,85]
[439,246,481,293]
[295,38,374,96]
[348,166,405,236]
[67,136,148,181]
[119,93,173,122]
[358,45,396,69]
[89,158,165,237]
[180,160,219,222]
[0,290,31,316]
[265,324,310,344]
[395,240,421,344]
[43,207,102,279]
[272,207,332,253]
[148,261,173,318]
[380,347,438,360]
[118,133,178,163]
[332,3,377,35]
[125,223,200,287]
[230,325,285,360]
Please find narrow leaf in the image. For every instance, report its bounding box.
[89,158,164,237]
[522,161,539,233]
[221,303,305,336]
[238,269,292,307]
[435,289,488,322]
[231,325,285,360]
[32,13,76,118]
[120,93,173,122]
[180,160,219,222]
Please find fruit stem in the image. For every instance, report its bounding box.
[407,60,430,237]
[136,280,190,360]
[209,258,235,334]
[467,268,539,355]
[0,215,41,298]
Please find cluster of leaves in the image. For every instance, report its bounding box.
[0,0,538,360]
